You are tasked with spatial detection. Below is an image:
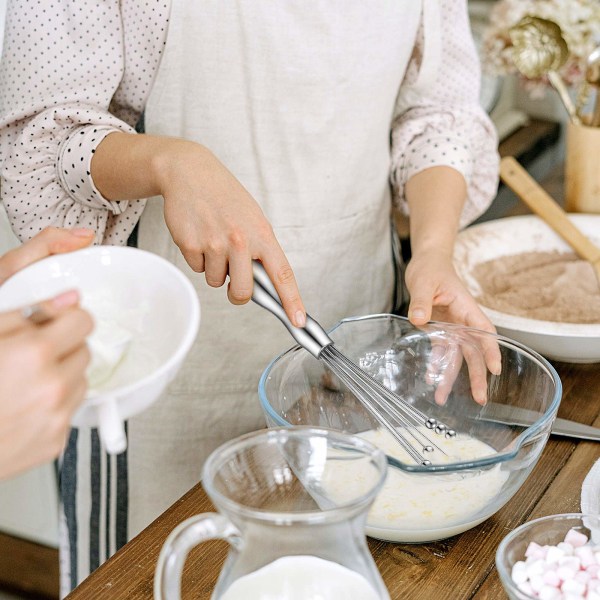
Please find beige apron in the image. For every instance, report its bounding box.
[127,0,421,538]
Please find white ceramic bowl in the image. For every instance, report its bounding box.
[0,246,200,453]
[454,214,600,363]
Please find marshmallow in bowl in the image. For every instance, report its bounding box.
[511,528,600,598]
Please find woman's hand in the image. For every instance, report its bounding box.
[405,248,501,406]
[0,227,95,285]
[0,226,95,478]
[405,247,495,334]
[0,292,94,479]
[156,142,306,326]
[92,133,307,327]
[404,167,501,405]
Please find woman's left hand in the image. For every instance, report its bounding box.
[404,248,502,405]
[405,247,494,333]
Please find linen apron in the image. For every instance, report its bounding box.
[60,1,426,593]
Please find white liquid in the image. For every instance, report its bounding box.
[219,556,381,600]
[323,428,509,543]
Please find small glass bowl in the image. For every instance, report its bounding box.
[496,513,600,600]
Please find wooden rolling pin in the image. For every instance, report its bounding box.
[499,156,600,284]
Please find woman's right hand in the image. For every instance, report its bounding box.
[153,140,307,327]
[0,292,94,480]
[92,133,306,326]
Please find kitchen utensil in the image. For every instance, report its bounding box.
[477,403,600,442]
[251,261,453,466]
[565,120,600,213]
[500,156,600,286]
[154,427,390,600]
[0,246,200,454]
[586,47,600,127]
[260,314,561,542]
[496,514,600,600]
[509,16,581,125]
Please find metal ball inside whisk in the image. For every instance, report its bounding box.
[426,417,437,429]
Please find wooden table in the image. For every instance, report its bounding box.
[67,360,600,600]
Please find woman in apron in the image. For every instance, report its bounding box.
[0,1,499,594]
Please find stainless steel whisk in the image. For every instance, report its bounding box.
[251,261,455,466]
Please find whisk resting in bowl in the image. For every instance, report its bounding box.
[251,261,455,465]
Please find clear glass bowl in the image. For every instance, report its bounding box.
[496,513,600,600]
[258,314,562,543]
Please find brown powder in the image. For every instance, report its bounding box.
[473,251,600,324]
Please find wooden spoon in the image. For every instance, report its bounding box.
[499,156,600,285]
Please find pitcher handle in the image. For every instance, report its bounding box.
[154,512,242,600]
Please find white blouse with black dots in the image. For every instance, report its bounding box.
[0,1,499,246]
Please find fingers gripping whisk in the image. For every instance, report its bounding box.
[251,261,454,466]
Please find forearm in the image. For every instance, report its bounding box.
[405,166,467,257]
[91,132,202,201]
[91,131,307,325]
[402,166,494,338]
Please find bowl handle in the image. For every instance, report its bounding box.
[97,397,127,454]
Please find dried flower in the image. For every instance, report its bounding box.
[483,0,600,96]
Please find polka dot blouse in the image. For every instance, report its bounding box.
[0,0,498,245]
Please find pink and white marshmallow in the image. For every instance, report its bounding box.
[510,528,600,599]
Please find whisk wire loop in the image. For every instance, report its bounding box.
[320,346,449,465]
[251,260,454,466]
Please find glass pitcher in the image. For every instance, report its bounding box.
[154,427,390,600]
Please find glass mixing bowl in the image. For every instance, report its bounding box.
[259,314,562,543]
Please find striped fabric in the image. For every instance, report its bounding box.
[58,427,128,596]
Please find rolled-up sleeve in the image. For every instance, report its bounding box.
[0,0,146,244]
[390,0,499,228]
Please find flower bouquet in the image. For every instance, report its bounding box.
[482,0,600,126]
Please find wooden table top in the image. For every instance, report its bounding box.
[67,360,600,600]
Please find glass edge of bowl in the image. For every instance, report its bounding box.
[495,513,598,598]
[257,314,563,473]
[201,426,389,523]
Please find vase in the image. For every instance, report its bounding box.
[565,121,600,213]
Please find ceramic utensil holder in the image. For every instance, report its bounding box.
[566,121,600,213]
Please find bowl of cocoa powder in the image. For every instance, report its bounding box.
[454,214,600,363]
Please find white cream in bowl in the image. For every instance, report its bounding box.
[322,428,509,543]
[0,246,201,453]
[86,319,133,389]
[82,294,161,395]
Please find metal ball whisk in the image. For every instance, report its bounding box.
[251,262,454,466]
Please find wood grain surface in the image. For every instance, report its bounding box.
[0,531,59,599]
[66,361,600,600]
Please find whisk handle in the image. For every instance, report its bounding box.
[251,261,332,358]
